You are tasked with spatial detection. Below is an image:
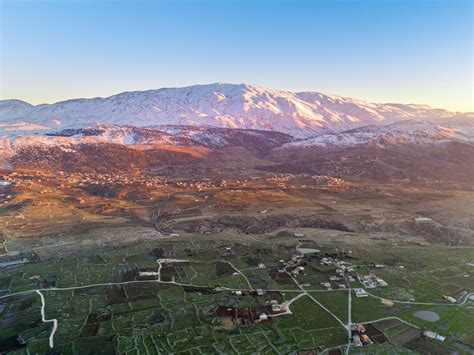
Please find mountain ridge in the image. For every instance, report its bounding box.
[1,83,469,113]
[281,120,474,148]
[1,83,471,138]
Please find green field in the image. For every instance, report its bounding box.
[1,229,473,354]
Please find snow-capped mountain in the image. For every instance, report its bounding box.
[0,99,34,118]
[281,120,474,148]
[1,83,470,138]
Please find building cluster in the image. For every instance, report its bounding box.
[264,173,346,187]
[279,254,304,276]
[279,250,389,293]
[72,172,165,187]
[4,171,167,188]
[423,330,446,342]
[270,300,288,313]
[274,248,391,293]
[319,257,354,290]
[291,266,305,276]
[175,180,215,190]
[309,175,346,186]
[225,289,288,323]
[174,178,255,191]
[357,272,388,288]
[265,174,291,183]
[351,323,374,347]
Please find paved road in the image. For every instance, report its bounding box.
[35,290,58,349]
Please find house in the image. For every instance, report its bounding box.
[272,304,287,312]
[320,257,334,265]
[423,331,437,339]
[415,216,433,221]
[423,331,446,342]
[256,289,264,296]
[352,323,366,333]
[352,335,363,347]
[442,295,456,303]
[259,314,268,321]
[354,288,368,297]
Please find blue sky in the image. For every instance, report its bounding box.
[0,0,472,111]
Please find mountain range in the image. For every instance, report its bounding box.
[1,84,474,244]
[1,83,471,138]
[1,83,473,178]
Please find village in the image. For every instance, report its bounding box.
[2,168,350,189]
[208,236,463,350]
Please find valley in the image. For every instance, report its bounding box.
[1,84,473,354]
[1,139,474,354]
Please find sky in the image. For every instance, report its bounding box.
[0,0,472,112]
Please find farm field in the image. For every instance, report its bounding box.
[1,229,473,354]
